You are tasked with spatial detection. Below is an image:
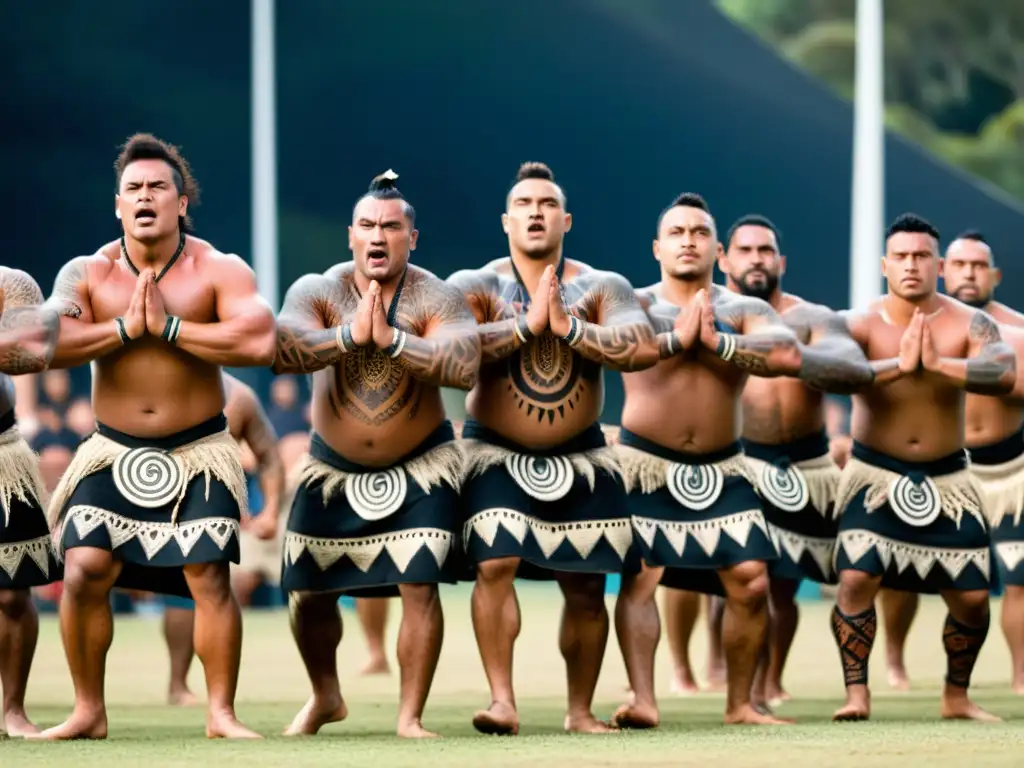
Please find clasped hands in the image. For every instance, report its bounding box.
[670,289,726,355]
[897,308,940,374]
[348,281,401,350]
[119,269,176,342]
[518,264,577,339]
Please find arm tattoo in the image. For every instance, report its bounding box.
[568,273,657,372]
[447,269,524,364]
[0,269,59,375]
[48,258,87,319]
[964,311,1016,395]
[273,275,348,375]
[713,295,801,377]
[783,303,874,393]
[395,280,482,389]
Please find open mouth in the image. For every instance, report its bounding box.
[135,207,157,224]
[527,222,545,234]
[367,249,388,265]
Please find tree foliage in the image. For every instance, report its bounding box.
[716,0,1024,201]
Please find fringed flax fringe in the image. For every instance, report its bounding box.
[461,440,621,490]
[745,454,840,517]
[613,444,754,495]
[300,441,465,505]
[970,451,1024,527]
[0,427,47,526]
[833,456,984,526]
[47,429,247,529]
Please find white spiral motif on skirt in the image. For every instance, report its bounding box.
[758,464,809,513]
[111,447,185,509]
[886,475,941,527]
[505,455,574,502]
[344,468,408,521]
[666,463,724,511]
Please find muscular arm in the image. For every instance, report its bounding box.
[568,273,660,372]
[173,256,277,367]
[782,303,874,394]
[713,296,802,377]
[235,388,285,521]
[447,269,526,364]
[273,274,356,375]
[930,311,1016,395]
[0,269,60,375]
[45,257,124,369]
[392,281,481,389]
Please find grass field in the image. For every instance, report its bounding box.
[5,584,1024,766]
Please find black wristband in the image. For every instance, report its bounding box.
[513,315,532,344]
[115,317,130,345]
[336,322,355,352]
[162,315,182,345]
[384,328,408,358]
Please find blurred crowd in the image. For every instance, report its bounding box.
[14,369,313,613]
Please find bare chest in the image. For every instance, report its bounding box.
[91,268,216,323]
[866,318,967,359]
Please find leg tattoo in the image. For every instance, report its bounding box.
[943,613,989,689]
[831,605,876,686]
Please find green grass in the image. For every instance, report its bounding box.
[5,584,1024,766]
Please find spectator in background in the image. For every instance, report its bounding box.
[266,376,309,438]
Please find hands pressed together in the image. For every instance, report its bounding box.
[517,264,576,339]
[120,269,176,342]
[348,280,400,350]
[671,289,727,355]
[897,308,940,374]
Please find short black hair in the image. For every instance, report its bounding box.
[353,170,416,226]
[114,133,200,232]
[506,161,566,208]
[726,214,780,248]
[885,213,939,241]
[656,192,711,236]
[953,229,987,245]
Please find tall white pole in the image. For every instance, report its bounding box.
[849,0,885,311]
[252,0,279,312]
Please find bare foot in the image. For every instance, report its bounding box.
[724,704,795,725]
[3,710,40,738]
[887,666,910,691]
[669,669,700,696]
[610,702,659,729]
[564,714,618,734]
[206,711,263,739]
[1012,682,1024,696]
[27,710,107,740]
[360,655,391,676]
[472,702,519,736]
[766,687,791,708]
[168,689,199,707]
[397,719,439,738]
[941,694,1002,722]
[284,695,348,736]
[832,696,870,722]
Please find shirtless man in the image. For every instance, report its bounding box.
[273,171,480,739]
[610,194,871,729]
[720,214,847,707]
[34,134,276,740]
[940,230,1024,693]
[829,213,1014,722]
[162,372,284,706]
[0,268,60,737]
[450,162,661,735]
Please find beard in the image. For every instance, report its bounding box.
[951,287,989,309]
[734,269,779,301]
